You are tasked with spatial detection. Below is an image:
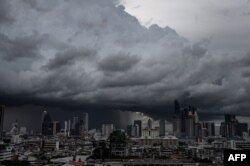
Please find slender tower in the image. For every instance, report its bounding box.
[41,110,53,136]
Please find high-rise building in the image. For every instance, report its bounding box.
[0,106,5,139]
[127,124,140,137]
[41,111,53,136]
[102,124,114,138]
[79,113,88,134]
[126,125,133,137]
[194,123,202,139]
[236,123,248,136]
[52,121,61,135]
[185,115,195,138]
[203,122,215,136]
[64,121,68,136]
[134,120,142,137]
[195,122,215,139]
[160,119,166,136]
[173,117,181,136]
[220,114,248,138]
[214,124,221,136]
[64,120,71,137]
[178,106,197,138]
[71,116,80,136]
[68,120,71,136]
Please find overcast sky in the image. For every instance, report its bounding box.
[121,0,250,52]
[0,0,250,131]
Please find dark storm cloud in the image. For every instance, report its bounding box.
[0,0,13,24]
[0,34,45,61]
[44,48,97,70]
[98,53,140,72]
[0,0,250,123]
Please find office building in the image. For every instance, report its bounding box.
[102,124,114,138]
[173,117,181,136]
[159,119,166,136]
[41,110,53,136]
[79,112,88,134]
[203,122,215,136]
[185,115,195,138]
[71,116,80,136]
[52,121,61,135]
[134,120,142,137]
[220,114,248,138]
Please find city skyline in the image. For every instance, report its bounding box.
[1,1,250,165]
[1,0,250,131]
[2,101,250,134]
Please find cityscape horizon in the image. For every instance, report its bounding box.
[1,0,250,165]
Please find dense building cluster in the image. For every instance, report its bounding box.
[0,103,250,165]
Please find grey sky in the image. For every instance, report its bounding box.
[121,0,250,51]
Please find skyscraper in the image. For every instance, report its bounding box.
[71,116,80,136]
[173,117,181,136]
[102,124,114,138]
[203,122,215,136]
[160,119,166,136]
[134,120,142,137]
[126,125,133,137]
[52,121,61,135]
[79,112,88,134]
[220,114,248,138]
[41,110,53,136]
[0,105,5,139]
[185,115,195,138]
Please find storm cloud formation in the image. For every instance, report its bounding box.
[0,0,250,124]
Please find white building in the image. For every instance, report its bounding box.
[19,126,27,135]
[101,124,114,138]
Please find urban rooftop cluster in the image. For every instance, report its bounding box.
[0,101,249,166]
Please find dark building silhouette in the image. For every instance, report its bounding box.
[126,125,133,137]
[71,116,80,136]
[220,114,248,138]
[160,119,166,136]
[225,114,236,123]
[236,122,248,136]
[180,106,198,135]
[42,110,53,136]
[52,121,61,135]
[194,122,215,140]
[79,113,88,135]
[203,122,215,136]
[173,101,199,138]
[0,105,4,139]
